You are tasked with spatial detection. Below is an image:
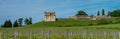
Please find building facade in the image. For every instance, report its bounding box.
[44,12,56,22]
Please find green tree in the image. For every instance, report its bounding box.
[18,18,23,26]
[3,20,12,27]
[110,9,120,17]
[102,9,105,16]
[25,18,27,25]
[29,17,32,24]
[8,20,12,27]
[3,20,8,27]
[13,20,19,27]
[97,11,100,16]
[75,10,88,16]
[24,17,32,25]
[24,18,31,25]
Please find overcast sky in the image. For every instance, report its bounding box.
[0,0,120,25]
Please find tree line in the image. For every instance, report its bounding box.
[0,17,32,28]
[97,9,105,16]
[76,9,106,16]
[76,9,120,17]
[109,9,120,17]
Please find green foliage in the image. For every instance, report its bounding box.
[1,17,32,28]
[3,20,12,27]
[24,18,29,25]
[29,17,32,24]
[75,10,88,16]
[97,11,100,16]
[24,17,32,25]
[102,9,105,16]
[110,9,120,17]
[18,18,23,26]
[13,20,19,27]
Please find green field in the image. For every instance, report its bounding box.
[1,18,120,39]
[0,18,120,32]
[1,23,120,39]
[0,23,120,32]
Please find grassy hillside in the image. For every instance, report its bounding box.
[0,18,120,32]
[26,17,120,27]
[0,23,120,32]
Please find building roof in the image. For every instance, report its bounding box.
[45,12,55,16]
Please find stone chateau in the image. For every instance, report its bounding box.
[44,12,111,22]
[44,12,56,22]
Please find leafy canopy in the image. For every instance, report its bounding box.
[110,9,120,17]
[75,10,88,16]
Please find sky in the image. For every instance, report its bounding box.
[0,0,120,25]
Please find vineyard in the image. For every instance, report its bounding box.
[0,18,120,39]
[0,31,120,39]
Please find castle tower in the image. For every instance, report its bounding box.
[44,12,56,22]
